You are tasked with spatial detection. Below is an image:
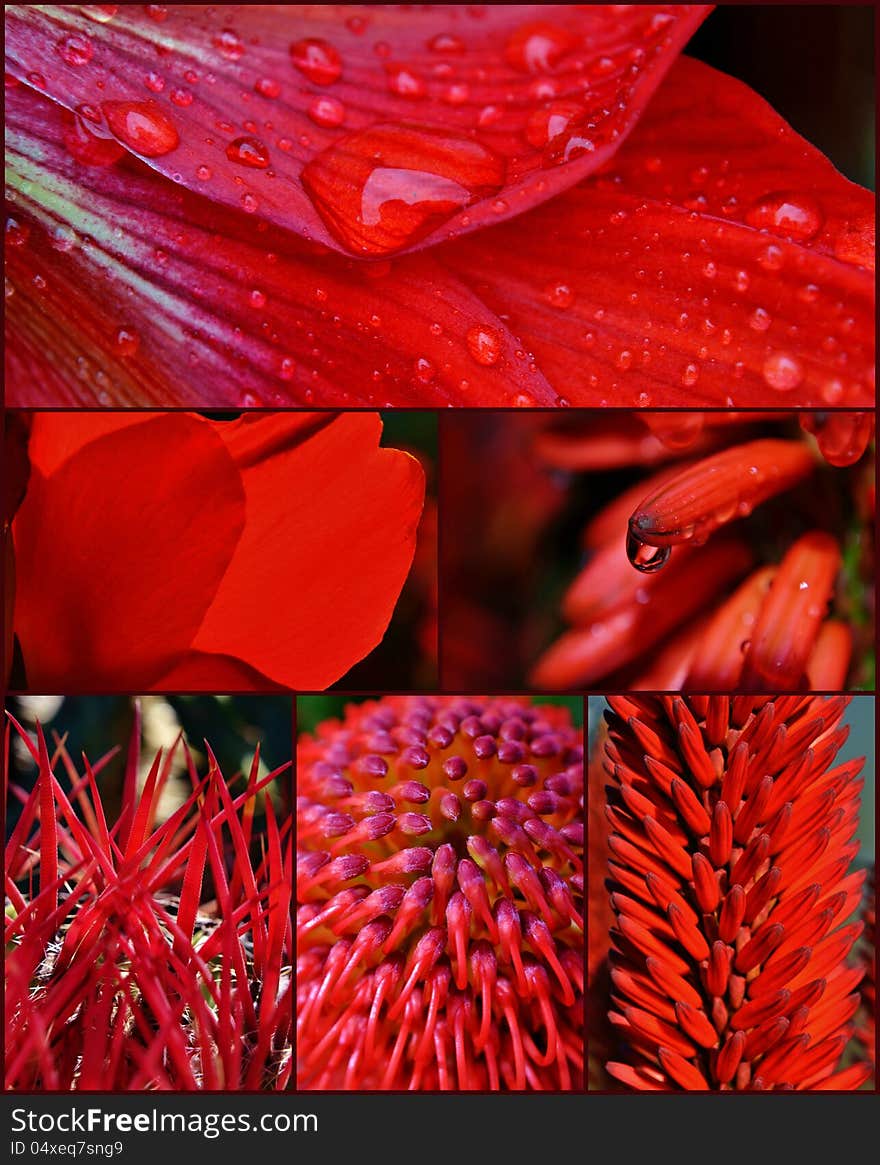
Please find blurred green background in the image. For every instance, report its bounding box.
[298,694,584,735]
[6,694,292,834]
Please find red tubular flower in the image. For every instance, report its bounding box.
[596,695,871,1092]
[856,866,876,1076]
[9,410,424,691]
[4,708,292,1091]
[296,695,584,1091]
[528,411,873,692]
[4,6,873,407]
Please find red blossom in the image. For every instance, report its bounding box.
[4,6,874,407]
[9,411,424,691]
[297,696,584,1091]
[4,708,292,1091]
[596,695,871,1092]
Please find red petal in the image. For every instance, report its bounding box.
[5,85,555,407]
[190,412,425,689]
[13,413,245,690]
[5,4,708,256]
[443,57,875,406]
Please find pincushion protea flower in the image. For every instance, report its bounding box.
[597,694,872,1091]
[4,707,292,1090]
[297,695,584,1090]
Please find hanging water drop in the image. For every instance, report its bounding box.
[626,530,671,573]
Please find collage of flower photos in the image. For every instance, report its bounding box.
[2,3,876,1116]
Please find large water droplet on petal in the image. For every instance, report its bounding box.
[626,529,671,573]
[290,38,342,85]
[525,100,584,148]
[762,351,804,391]
[213,28,245,60]
[308,95,345,128]
[745,191,823,242]
[466,325,502,366]
[101,100,180,157]
[302,123,506,255]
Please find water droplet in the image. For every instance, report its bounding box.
[239,391,262,407]
[255,76,281,99]
[101,100,180,157]
[57,33,94,66]
[758,244,783,272]
[762,351,804,391]
[241,192,259,213]
[525,99,584,148]
[114,326,139,356]
[213,29,245,61]
[749,307,771,332]
[50,224,78,252]
[681,362,700,387]
[745,191,823,242]
[278,356,296,380]
[5,217,30,247]
[290,38,342,85]
[301,123,505,255]
[414,357,435,383]
[505,22,576,73]
[466,325,502,366]
[821,378,844,404]
[80,5,117,22]
[428,33,465,53]
[249,289,267,308]
[616,350,633,372]
[169,87,193,107]
[146,5,167,21]
[27,72,46,89]
[512,393,537,407]
[386,65,426,98]
[542,282,574,309]
[145,70,165,93]
[308,95,346,128]
[626,530,671,573]
[226,136,270,168]
[196,164,212,181]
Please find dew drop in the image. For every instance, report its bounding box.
[386,65,426,98]
[57,33,94,66]
[226,136,270,168]
[414,357,435,383]
[101,100,180,156]
[241,192,259,213]
[301,123,505,255]
[542,282,574,309]
[255,76,281,99]
[745,191,823,242]
[214,29,245,61]
[748,307,771,332]
[196,164,212,181]
[466,325,502,366]
[5,217,30,247]
[681,362,700,387]
[249,289,267,308]
[525,99,584,148]
[308,95,346,128]
[114,326,140,356]
[146,5,167,21]
[80,5,117,22]
[169,87,193,107]
[278,356,296,380]
[758,244,783,272]
[762,351,804,391]
[505,22,576,73]
[290,38,342,85]
[428,33,465,53]
[50,224,78,252]
[616,350,633,372]
[820,378,844,404]
[145,70,165,93]
[626,530,671,573]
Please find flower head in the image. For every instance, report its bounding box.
[297,695,584,1090]
[4,707,292,1091]
[4,6,873,407]
[596,694,870,1091]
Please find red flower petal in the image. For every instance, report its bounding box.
[13,413,246,689]
[5,85,555,407]
[442,57,875,406]
[5,4,708,256]
[189,412,425,690]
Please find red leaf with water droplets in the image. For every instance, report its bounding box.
[442,57,875,407]
[4,4,708,256]
[12,411,424,690]
[5,85,556,406]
